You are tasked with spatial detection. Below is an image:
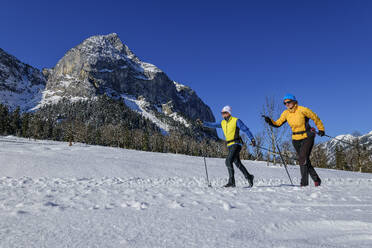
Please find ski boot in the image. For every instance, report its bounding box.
[246,174,254,187]
[314,179,321,187]
[224,178,235,188]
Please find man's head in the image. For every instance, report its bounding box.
[221,105,232,120]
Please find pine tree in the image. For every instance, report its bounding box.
[311,145,328,168]
[142,131,150,151]
[10,106,21,135]
[335,145,348,170]
[21,113,31,138]
[0,104,10,135]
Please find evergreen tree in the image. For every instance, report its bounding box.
[311,145,328,168]
[0,104,10,135]
[10,106,21,135]
[335,145,348,170]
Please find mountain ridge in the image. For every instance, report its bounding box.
[0,33,216,137]
[317,131,372,165]
[0,48,46,111]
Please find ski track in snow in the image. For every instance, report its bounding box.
[0,136,372,248]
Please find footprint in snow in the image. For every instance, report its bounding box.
[310,192,319,198]
[105,203,116,210]
[220,201,235,211]
[44,201,59,207]
[133,202,149,210]
[265,188,276,192]
[16,210,29,215]
[122,201,149,210]
[168,200,184,209]
[92,205,100,210]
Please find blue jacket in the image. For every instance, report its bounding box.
[203,118,254,146]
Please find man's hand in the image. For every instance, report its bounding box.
[251,139,256,147]
[318,130,325,137]
[196,119,203,126]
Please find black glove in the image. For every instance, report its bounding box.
[318,130,325,137]
[196,119,203,126]
[263,115,272,124]
[251,139,256,147]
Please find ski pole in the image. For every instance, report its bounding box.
[311,130,367,150]
[248,143,294,185]
[203,157,212,187]
[250,144,293,160]
[276,143,294,186]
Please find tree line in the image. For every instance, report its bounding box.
[311,141,372,173]
[1,96,370,172]
[0,97,254,160]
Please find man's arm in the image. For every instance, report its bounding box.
[237,119,254,141]
[202,121,222,129]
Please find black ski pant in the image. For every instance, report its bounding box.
[292,135,321,186]
[225,144,251,183]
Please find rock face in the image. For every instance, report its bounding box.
[41,33,215,125]
[0,34,217,137]
[0,48,46,111]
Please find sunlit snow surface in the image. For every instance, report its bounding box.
[0,136,372,248]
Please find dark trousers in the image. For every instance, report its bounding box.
[292,135,321,186]
[225,144,251,183]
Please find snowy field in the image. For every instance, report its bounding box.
[1,136,372,248]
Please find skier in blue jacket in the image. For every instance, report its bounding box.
[198,105,256,187]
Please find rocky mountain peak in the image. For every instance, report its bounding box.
[81,33,135,60]
[1,34,216,137]
[37,33,216,134]
[0,48,46,111]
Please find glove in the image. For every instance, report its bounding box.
[196,119,203,126]
[263,116,272,124]
[251,139,256,147]
[318,130,325,137]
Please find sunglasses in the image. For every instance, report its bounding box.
[283,100,294,105]
[221,111,229,114]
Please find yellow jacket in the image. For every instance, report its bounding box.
[221,117,242,146]
[271,105,325,140]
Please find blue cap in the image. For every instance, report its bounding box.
[283,94,297,102]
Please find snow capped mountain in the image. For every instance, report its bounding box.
[0,33,216,136]
[0,48,46,111]
[38,33,215,133]
[318,131,372,162]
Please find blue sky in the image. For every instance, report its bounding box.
[1,0,372,140]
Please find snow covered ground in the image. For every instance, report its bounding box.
[0,136,372,248]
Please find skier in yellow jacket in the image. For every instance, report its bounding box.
[264,94,325,187]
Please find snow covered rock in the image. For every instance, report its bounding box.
[39,33,216,131]
[319,131,372,163]
[0,48,46,111]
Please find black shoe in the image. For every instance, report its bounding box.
[223,182,236,188]
[314,179,321,187]
[247,174,254,187]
